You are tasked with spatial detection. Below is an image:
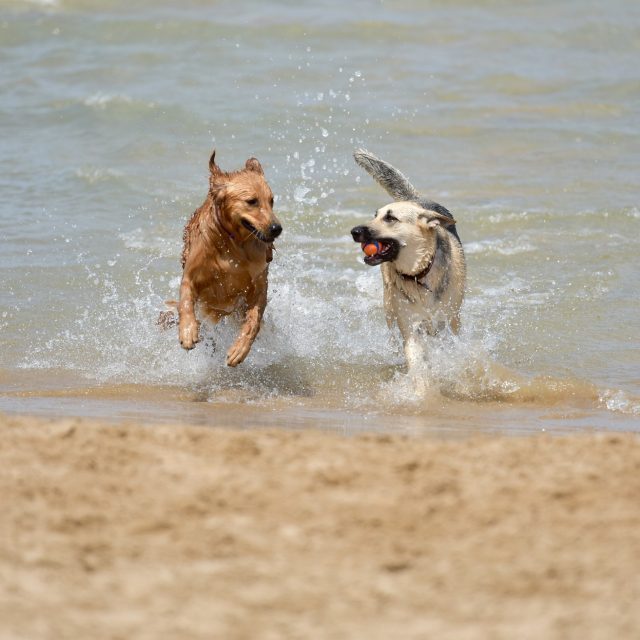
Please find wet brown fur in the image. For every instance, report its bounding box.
[163,150,281,367]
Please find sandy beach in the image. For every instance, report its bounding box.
[2,412,639,640]
[2,2,639,638]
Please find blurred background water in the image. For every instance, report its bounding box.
[1,0,639,433]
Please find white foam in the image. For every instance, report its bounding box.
[600,390,640,416]
[84,93,132,108]
[23,0,58,6]
[487,212,530,223]
[83,93,156,110]
[75,167,124,184]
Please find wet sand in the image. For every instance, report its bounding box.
[2,412,639,640]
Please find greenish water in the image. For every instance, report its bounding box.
[1,0,639,432]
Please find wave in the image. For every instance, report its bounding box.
[74,166,125,184]
[119,227,181,257]
[21,0,59,6]
[83,92,156,111]
[465,238,536,256]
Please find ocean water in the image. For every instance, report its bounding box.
[1,0,639,434]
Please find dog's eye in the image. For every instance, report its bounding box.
[245,198,259,206]
[384,211,399,223]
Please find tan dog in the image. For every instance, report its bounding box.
[351,150,466,369]
[162,150,282,367]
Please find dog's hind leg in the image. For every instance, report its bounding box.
[157,300,178,329]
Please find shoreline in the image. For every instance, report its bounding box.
[2,367,638,435]
[2,412,639,639]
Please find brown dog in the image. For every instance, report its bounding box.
[163,150,282,367]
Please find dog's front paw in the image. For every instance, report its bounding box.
[179,319,200,350]
[226,337,251,367]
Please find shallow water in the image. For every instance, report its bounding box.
[1,0,639,433]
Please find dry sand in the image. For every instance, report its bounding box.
[1,412,639,640]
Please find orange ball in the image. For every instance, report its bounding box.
[363,242,380,257]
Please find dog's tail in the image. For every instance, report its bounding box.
[353,148,420,202]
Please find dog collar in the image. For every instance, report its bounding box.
[399,256,434,289]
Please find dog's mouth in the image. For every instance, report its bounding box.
[241,219,271,243]
[361,238,399,266]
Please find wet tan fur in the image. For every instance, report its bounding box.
[364,201,466,369]
[170,151,281,367]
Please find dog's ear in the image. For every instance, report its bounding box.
[245,157,264,175]
[418,211,456,230]
[209,149,223,177]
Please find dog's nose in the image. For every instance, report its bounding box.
[351,226,366,242]
[269,223,283,239]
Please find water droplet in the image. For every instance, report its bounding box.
[294,186,311,203]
